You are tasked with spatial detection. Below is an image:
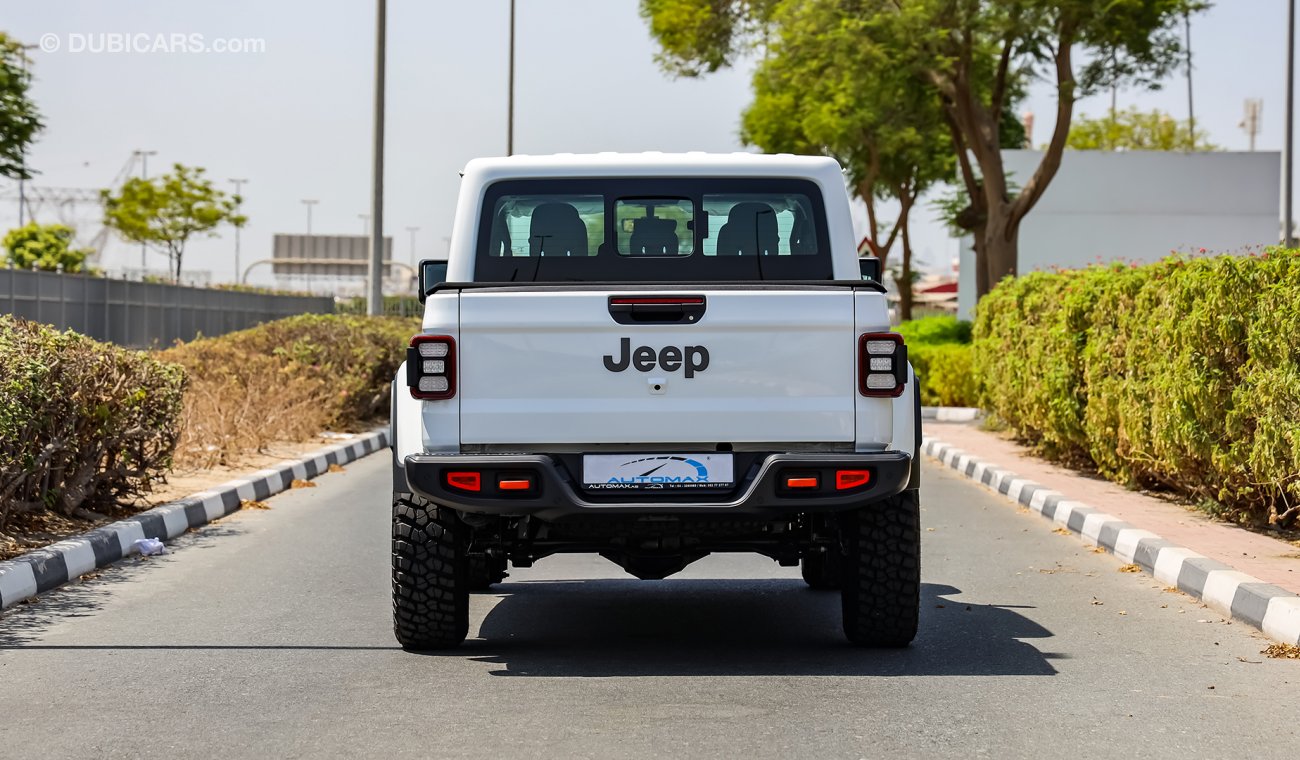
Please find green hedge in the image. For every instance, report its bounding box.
[974,251,1300,527]
[897,316,977,407]
[0,316,185,524]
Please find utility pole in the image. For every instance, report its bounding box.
[301,199,318,236]
[229,178,248,284]
[134,149,157,270]
[367,0,387,316]
[406,226,420,265]
[1288,0,1296,246]
[1185,12,1195,151]
[507,0,516,156]
[16,43,36,228]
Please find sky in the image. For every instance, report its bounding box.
[2,0,1294,286]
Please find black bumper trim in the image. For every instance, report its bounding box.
[403,451,912,520]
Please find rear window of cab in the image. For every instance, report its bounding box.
[475,177,833,282]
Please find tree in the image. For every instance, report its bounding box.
[642,0,1204,298]
[2,222,92,272]
[1065,107,1217,151]
[0,33,43,180]
[101,164,245,282]
[740,0,956,319]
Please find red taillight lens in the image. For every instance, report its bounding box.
[498,477,534,492]
[408,335,456,400]
[446,471,481,492]
[858,332,906,397]
[785,476,820,489]
[835,470,871,490]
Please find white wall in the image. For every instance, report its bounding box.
[958,150,1281,318]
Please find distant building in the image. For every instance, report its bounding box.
[957,150,1281,318]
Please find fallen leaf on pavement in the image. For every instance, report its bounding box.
[241,500,271,510]
[290,479,317,489]
[1262,643,1300,659]
[1118,564,1141,573]
[1091,597,1104,605]
[1053,528,1071,536]
[328,464,346,473]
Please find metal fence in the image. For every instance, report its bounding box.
[1,267,336,347]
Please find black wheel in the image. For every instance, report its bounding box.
[466,552,508,591]
[839,490,920,647]
[392,492,469,650]
[800,548,840,590]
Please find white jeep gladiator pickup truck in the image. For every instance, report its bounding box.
[391,153,921,649]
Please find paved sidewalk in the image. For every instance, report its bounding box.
[924,420,1300,596]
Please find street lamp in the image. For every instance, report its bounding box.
[134,149,158,271]
[368,0,387,316]
[507,0,516,156]
[1287,0,1296,246]
[229,178,248,284]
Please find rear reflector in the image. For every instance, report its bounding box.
[785,476,820,489]
[446,471,481,492]
[498,478,533,491]
[835,470,871,490]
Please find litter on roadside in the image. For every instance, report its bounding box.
[133,537,168,556]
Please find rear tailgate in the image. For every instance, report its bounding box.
[457,288,856,445]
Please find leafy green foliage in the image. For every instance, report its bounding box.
[0,317,185,525]
[0,33,43,180]
[1065,108,1218,151]
[101,164,245,282]
[896,316,976,407]
[2,222,93,272]
[974,251,1300,527]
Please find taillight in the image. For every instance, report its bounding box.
[858,332,907,397]
[407,335,456,400]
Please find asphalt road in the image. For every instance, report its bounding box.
[1,453,1297,759]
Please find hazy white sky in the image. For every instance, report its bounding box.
[2,1,1293,284]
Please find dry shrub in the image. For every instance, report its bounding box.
[162,314,415,468]
[0,316,184,526]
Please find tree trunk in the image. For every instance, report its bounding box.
[982,204,1019,291]
[899,217,915,322]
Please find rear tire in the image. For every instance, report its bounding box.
[800,549,840,590]
[392,492,469,650]
[839,490,920,647]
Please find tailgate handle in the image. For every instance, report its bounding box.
[607,296,707,325]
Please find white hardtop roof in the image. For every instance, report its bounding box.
[461,152,845,182]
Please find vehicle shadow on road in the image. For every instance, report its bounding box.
[436,580,1062,677]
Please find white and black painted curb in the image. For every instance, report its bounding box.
[0,430,391,611]
[919,406,981,423]
[922,436,1300,646]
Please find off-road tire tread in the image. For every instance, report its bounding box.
[840,490,921,647]
[392,492,469,649]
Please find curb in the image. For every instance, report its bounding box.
[921,436,1300,646]
[0,429,391,611]
[920,406,980,422]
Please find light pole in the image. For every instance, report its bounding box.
[367,0,387,316]
[507,0,516,156]
[134,149,158,270]
[406,226,420,266]
[229,178,248,284]
[1287,0,1296,246]
[301,199,319,236]
[16,43,36,228]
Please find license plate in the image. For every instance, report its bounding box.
[582,453,734,491]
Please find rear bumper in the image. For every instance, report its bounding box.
[402,451,912,520]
